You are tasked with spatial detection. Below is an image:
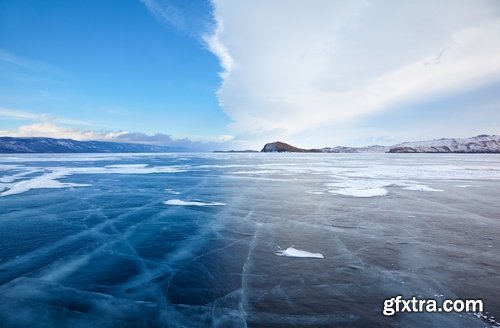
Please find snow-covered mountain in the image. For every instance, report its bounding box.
[388,134,500,153]
[0,137,187,153]
[3,135,499,154]
[320,145,389,153]
[261,135,500,153]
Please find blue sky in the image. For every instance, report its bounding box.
[1,0,500,149]
[0,0,231,148]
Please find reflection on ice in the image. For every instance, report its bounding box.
[275,247,324,259]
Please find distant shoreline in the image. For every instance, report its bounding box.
[1,135,499,154]
[257,135,500,154]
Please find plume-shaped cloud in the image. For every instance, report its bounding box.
[206,0,500,147]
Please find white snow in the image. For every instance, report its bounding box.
[325,179,445,197]
[105,164,149,168]
[275,247,324,259]
[0,171,90,197]
[403,185,443,192]
[391,134,500,152]
[80,166,186,174]
[328,187,388,197]
[163,199,226,206]
[0,165,188,197]
[326,180,391,197]
[306,190,324,195]
[0,169,43,183]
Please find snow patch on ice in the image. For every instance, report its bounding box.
[0,169,43,183]
[0,171,90,197]
[403,185,443,192]
[472,312,500,327]
[0,183,10,192]
[329,188,387,197]
[81,166,186,174]
[0,164,187,197]
[105,164,149,168]
[163,199,226,206]
[306,190,324,195]
[325,179,443,197]
[326,180,391,198]
[233,170,288,175]
[275,247,324,259]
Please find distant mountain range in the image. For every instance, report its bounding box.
[0,137,188,153]
[388,134,500,153]
[1,135,499,154]
[261,134,500,153]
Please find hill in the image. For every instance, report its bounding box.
[0,137,187,153]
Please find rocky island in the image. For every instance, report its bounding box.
[261,142,321,153]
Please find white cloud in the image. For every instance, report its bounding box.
[0,122,102,140]
[204,20,233,78]
[207,0,500,147]
[141,0,214,39]
[0,107,50,121]
[0,107,93,126]
[217,134,234,142]
[0,122,233,150]
[0,49,57,74]
[141,0,186,32]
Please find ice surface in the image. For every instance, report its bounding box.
[275,247,324,258]
[0,153,499,328]
[163,199,226,206]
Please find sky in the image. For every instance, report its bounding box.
[1,0,500,150]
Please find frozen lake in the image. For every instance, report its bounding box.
[0,153,499,327]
